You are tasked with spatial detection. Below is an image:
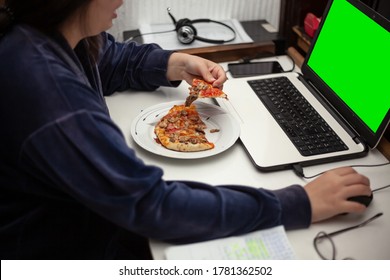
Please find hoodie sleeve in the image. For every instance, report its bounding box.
[97,32,177,95]
[19,110,312,244]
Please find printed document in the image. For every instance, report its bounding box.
[165,225,297,260]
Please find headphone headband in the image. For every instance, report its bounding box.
[189,19,236,44]
[167,8,236,44]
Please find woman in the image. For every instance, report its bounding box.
[0,0,372,259]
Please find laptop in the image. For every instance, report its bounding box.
[218,0,390,171]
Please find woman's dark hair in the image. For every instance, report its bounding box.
[0,0,102,60]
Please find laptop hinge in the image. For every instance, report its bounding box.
[352,136,362,145]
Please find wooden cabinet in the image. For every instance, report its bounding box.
[280,0,389,54]
[279,0,327,54]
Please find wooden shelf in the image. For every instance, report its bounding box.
[178,41,275,63]
[123,20,284,63]
[378,137,390,160]
[287,46,305,68]
[292,25,312,53]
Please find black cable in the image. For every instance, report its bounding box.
[284,52,296,72]
[293,161,390,180]
[124,29,176,43]
[237,50,295,73]
[239,51,275,63]
[313,212,383,260]
[372,184,390,193]
[293,161,390,192]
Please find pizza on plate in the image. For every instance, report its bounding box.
[185,78,228,106]
[154,104,215,152]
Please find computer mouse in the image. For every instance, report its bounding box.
[348,194,373,207]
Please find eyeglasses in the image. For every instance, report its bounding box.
[313,212,383,260]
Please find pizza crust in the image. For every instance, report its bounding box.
[160,140,214,152]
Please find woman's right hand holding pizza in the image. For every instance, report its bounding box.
[166,52,227,89]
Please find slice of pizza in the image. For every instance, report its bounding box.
[155,104,215,152]
[185,78,228,106]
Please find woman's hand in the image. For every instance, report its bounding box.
[304,167,372,223]
[166,53,227,89]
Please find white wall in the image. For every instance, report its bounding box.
[109,0,281,40]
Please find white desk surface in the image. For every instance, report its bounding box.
[105,56,390,260]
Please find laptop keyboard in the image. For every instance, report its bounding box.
[247,77,348,156]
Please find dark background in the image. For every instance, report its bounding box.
[280,0,390,52]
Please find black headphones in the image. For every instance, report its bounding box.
[167,8,236,44]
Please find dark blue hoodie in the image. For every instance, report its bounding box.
[0,25,311,259]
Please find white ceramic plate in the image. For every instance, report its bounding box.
[131,101,240,159]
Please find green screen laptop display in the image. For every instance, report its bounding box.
[306,0,390,134]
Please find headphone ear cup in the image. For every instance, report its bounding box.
[176,18,197,44]
[175,18,189,30]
